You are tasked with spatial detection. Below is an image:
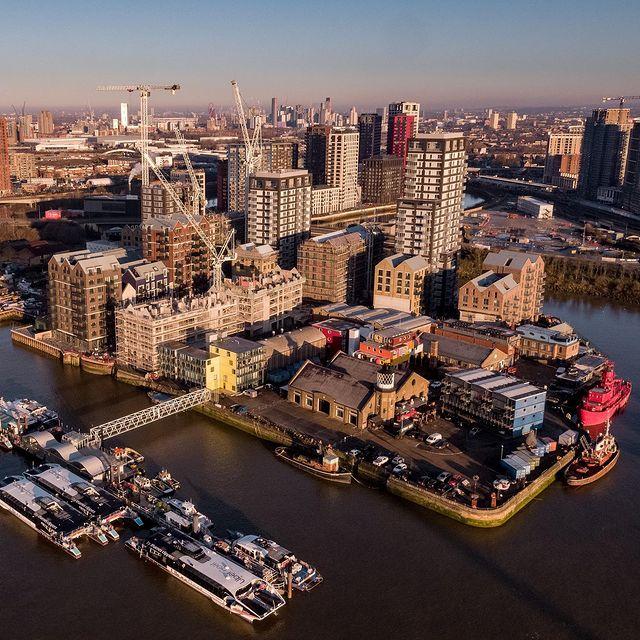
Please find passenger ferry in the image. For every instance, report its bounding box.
[126,528,286,623]
[0,475,86,558]
[154,496,214,544]
[217,533,323,592]
[25,464,126,538]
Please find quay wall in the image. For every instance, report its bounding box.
[386,451,575,528]
[10,327,63,360]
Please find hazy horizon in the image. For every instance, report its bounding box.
[1,0,639,112]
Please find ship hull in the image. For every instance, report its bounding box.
[275,448,352,484]
[565,447,619,487]
[126,541,261,623]
[578,386,631,433]
[0,497,81,558]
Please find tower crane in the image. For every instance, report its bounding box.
[174,127,206,215]
[602,95,640,108]
[96,84,180,187]
[140,144,235,292]
[231,80,263,193]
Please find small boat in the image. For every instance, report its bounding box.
[565,427,619,487]
[275,447,351,484]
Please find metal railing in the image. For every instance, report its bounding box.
[77,388,212,447]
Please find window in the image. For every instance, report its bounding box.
[293,392,301,404]
[305,396,313,408]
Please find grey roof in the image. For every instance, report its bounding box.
[377,253,430,271]
[424,335,503,366]
[468,271,518,293]
[482,249,541,270]
[290,361,374,410]
[211,336,262,354]
[258,327,326,356]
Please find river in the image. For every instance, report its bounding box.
[0,297,638,640]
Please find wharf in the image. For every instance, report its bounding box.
[114,368,575,527]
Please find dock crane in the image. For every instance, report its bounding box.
[96,84,180,186]
[602,95,640,108]
[231,80,263,201]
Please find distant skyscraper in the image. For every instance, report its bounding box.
[578,108,632,202]
[305,125,360,210]
[543,130,583,189]
[622,121,640,215]
[120,102,129,129]
[37,110,54,136]
[387,114,415,167]
[505,111,518,130]
[348,106,358,126]
[358,113,382,161]
[488,111,500,129]
[17,115,33,141]
[0,118,11,195]
[395,132,467,315]
[271,97,278,126]
[389,101,420,137]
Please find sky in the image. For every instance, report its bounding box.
[1,0,639,112]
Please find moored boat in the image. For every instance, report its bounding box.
[578,364,631,438]
[275,446,352,484]
[565,428,619,487]
[126,528,286,623]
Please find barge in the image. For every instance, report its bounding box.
[126,528,286,623]
[275,446,352,484]
[0,475,86,558]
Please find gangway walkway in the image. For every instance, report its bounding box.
[72,388,212,448]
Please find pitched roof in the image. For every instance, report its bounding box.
[289,360,375,410]
[482,250,541,271]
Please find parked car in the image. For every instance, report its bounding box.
[425,432,443,445]
[469,427,481,438]
[391,455,405,466]
[372,456,389,467]
[448,474,463,488]
[348,449,362,458]
[392,463,408,475]
[436,471,451,484]
[433,439,448,450]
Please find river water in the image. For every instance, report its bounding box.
[0,297,638,640]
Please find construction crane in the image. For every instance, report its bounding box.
[602,95,640,108]
[96,84,180,186]
[231,80,263,188]
[174,127,206,215]
[140,144,235,291]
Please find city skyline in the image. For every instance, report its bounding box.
[1,0,639,111]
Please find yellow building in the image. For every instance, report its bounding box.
[373,253,430,315]
[209,337,266,394]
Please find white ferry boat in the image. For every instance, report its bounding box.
[25,464,126,538]
[0,475,87,558]
[126,528,286,623]
[220,533,323,592]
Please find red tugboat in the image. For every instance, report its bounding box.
[565,424,619,487]
[578,364,631,438]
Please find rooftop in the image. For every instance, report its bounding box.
[211,336,262,354]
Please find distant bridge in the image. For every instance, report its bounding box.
[74,388,212,448]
